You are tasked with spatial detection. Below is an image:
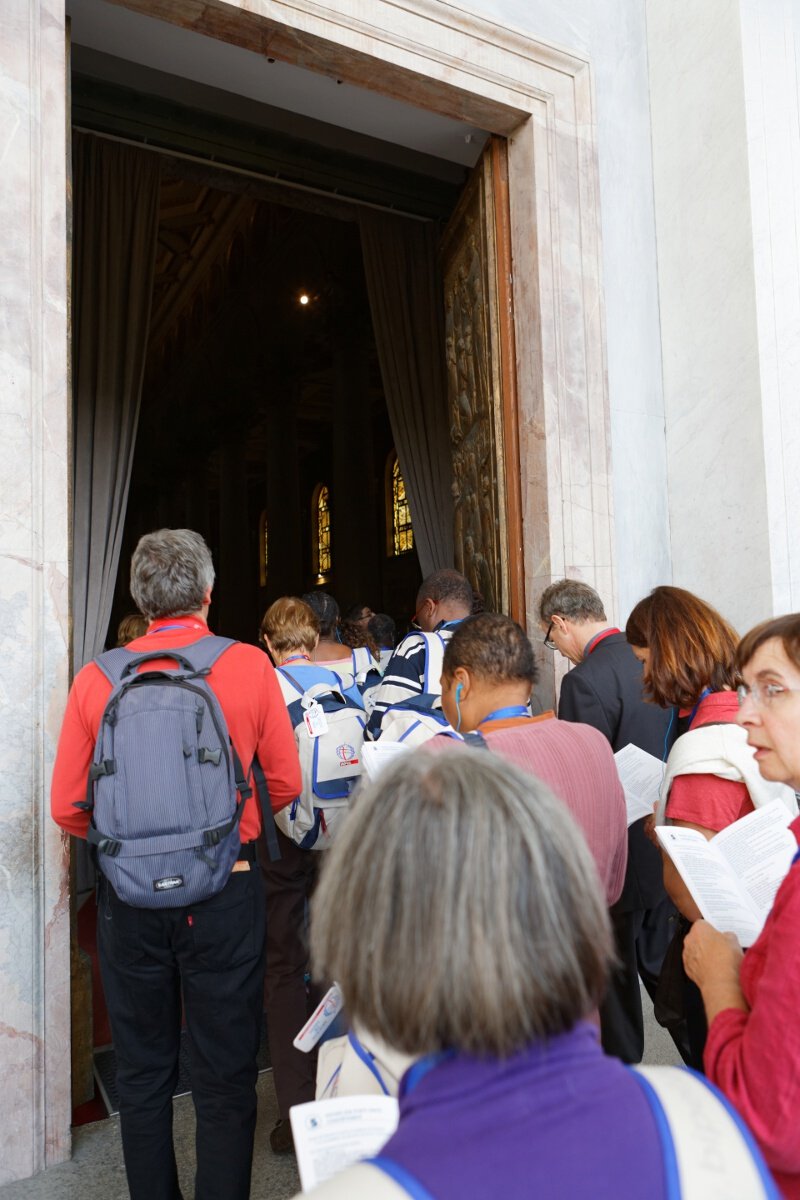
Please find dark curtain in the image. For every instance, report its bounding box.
[71,132,161,673]
[359,210,453,576]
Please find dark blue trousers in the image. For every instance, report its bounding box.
[97,864,266,1200]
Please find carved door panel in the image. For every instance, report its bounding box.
[441,136,524,621]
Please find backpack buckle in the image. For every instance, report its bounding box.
[90,759,116,780]
[203,828,221,847]
[97,837,121,858]
[198,748,222,766]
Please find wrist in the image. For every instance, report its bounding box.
[701,976,747,1023]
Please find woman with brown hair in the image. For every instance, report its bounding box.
[626,586,781,1066]
[626,586,748,852]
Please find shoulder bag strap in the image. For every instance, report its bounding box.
[251,755,281,863]
[630,1065,780,1199]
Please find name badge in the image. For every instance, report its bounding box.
[304,702,328,738]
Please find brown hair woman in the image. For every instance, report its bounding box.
[625,585,745,1067]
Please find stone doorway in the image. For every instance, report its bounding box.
[6,0,613,1181]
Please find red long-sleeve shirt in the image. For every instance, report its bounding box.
[51,618,302,843]
[704,815,800,1198]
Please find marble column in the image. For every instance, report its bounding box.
[0,0,72,1183]
[648,0,800,628]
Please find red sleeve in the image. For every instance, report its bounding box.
[253,656,302,814]
[665,773,751,832]
[50,665,111,839]
[704,872,800,1175]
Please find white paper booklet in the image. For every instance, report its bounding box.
[614,743,663,827]
[289,1095,400,1192]
[655,799,796,945]
[361,741,412,781]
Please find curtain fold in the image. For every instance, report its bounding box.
[358,210,453,577]
[71,133,161,673]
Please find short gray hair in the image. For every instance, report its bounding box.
[311,749,612,1057]
[538,578,606,624]
[130,529,215,619]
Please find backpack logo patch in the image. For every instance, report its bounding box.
[336,742,359,766]
[154,875,185,892]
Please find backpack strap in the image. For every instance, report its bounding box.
[86,800,246,860]
[251,755,282,863]
[94,634,236,686]
[367,1158,436,1200]
[629,1065,780,1199]
[351,646,378,684]
[420,632,446,695]
[279,667,347,706]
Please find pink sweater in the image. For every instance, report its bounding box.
[427,717,627,905]
[704,815,800,1198]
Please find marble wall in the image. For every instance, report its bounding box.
[648,0,800,633]
[740,0,800,617]
[469,0,673,623]
[0,0,72,1183]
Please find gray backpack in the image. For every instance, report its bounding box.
[85,636,250,908]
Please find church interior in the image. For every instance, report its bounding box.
[69,59,484,650]
[68,49,497,1121]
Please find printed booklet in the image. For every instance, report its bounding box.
[655,800,796,945]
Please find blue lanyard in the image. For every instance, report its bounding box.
[792,848,800,866]
[401,1050,456,1098]
[153,623,195,634]
[480,705,530,725]
[687,687,712,726]
[346,1031,391,1096]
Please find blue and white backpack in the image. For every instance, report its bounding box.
[349,645,384,714]
[378,632,453,747]
[276,664,367,850]
[85,636,249,908]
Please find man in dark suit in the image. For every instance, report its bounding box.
[538,578,685,1063]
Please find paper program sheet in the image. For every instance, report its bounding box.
[656,800,795,945]
[361,741,412,781]
[614,743,662,826]
[290,1096,399,1192]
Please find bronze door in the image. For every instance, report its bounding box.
[441,136,525,622]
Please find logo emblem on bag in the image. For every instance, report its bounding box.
[154,875,185,891]
[336,743,358,766]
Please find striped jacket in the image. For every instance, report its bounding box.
[365,621,461,740]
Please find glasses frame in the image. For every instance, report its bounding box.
[737,681,800,709]
[543,620,557,651]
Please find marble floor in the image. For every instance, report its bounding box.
[0,989,682,1199]
[0,1072,301,1200]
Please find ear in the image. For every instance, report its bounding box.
[202,588,213,607]
[453,666,472,698]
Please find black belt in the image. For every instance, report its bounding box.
[237,842,257,863]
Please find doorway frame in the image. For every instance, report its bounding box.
[10,0,615,1181]
[108,0,617,638]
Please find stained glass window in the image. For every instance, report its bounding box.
[389,453,414,555]
[315,484,331,577]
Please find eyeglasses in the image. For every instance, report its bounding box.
[543,621,557,651]
[737,682,800,709]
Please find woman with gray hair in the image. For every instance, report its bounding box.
[291,751,777,1200]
